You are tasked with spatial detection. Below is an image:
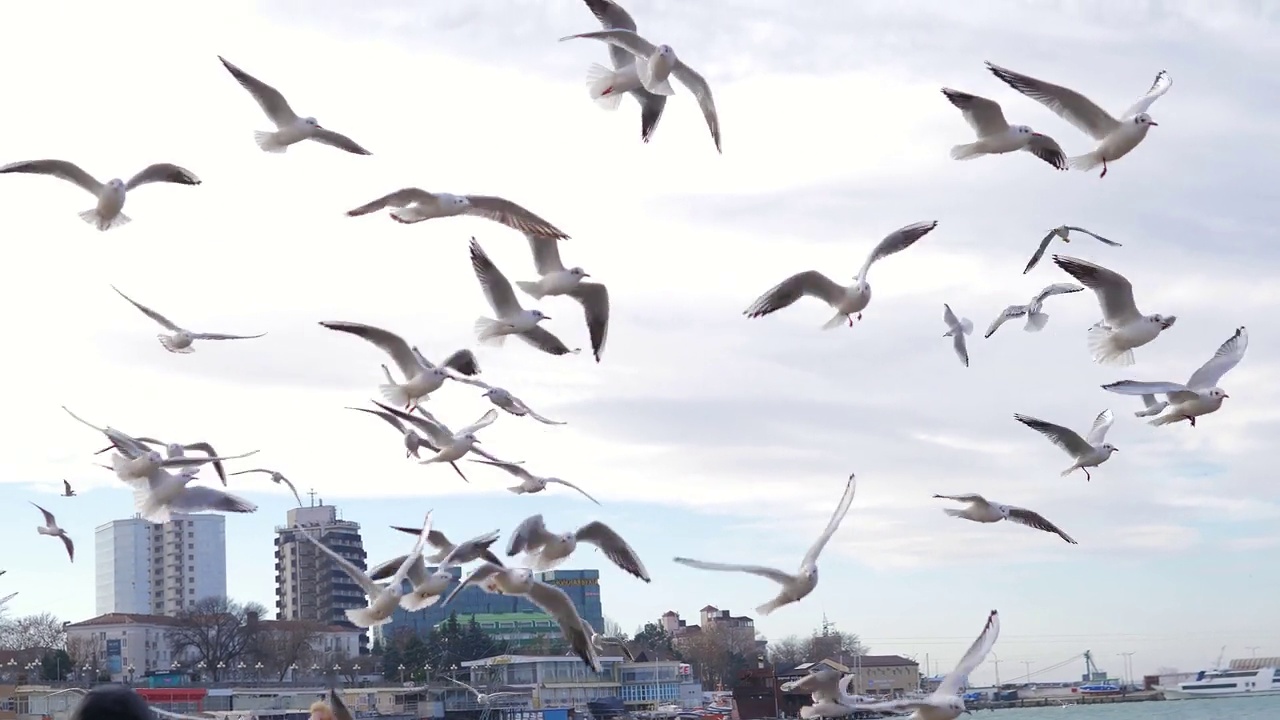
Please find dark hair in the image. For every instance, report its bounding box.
[73,685,155,720]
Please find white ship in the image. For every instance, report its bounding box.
[1164,666,1280,699]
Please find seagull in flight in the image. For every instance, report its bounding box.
[516,233,610,362]
[986,62,1171,177]
[470,459,601,505]
[32,503,75,562]
[217,56,372,155]
[0,159,200,231]
[1102,326,1247,428]
[444,678,522,705]
[934,494,1077,544]
[470,238,579,356]
[744,221,939,329]
[571,0,668,144]
[940,88,1067,169]
[941,304,973,367]
[1053,255,1175,366]
[1014,409,1117,481]
[984,283,1084,339]
[318,320,479,410]
[451,376,566,425]
[346,189,569,239]
[111,285,266,354]
[1023,225,1120,274]
[226,468,302,505]
[673,472,857,615]
[61,479,76,497]
[581,620,636,662]
[134,465,259,524]
[507,514,647,579]
[386,525,505,568]
[347,405,444,463]
[371,401,520,468]
[95,437,242,486]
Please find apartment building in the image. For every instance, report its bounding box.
[94,514,228,617]
[273,504,368,649]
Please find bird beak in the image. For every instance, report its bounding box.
[542,315,552,320]
[583,273,591,278]
[1148,121,1159,127]
[1222,393,1230,399]
[1031,132,1044,137]
[1160,317,1177,329]
[1113,448,1121,452]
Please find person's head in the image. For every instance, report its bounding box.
[72,685,153,720]
[309,701,334,720]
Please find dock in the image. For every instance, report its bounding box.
[969,690,1164,710]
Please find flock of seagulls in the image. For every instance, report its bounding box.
[4,1,1247,717]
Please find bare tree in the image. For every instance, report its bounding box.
[602,617,630,642]
[679,624,759,689]
[0,613,67,650]
[65,634,101,670]
[252,621,325,681]
[768,636,807,669]
[168,597,259,680]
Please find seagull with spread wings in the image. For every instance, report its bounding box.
[673,473,857,615]
[571,0,668,144]
[0,592,16,607]
[470,460,601,505]
[450,376,566,425]
[744,221,939,329]
[942,304,973,367]
[1053,255,1175,366]
[781,669,858,719]
[1023,225,1121,274]
[1014,409,1117,482]
[986,62,1171,177]
[226,468,302,505]
[470,238,579,356]
[111,285,266,354]
[319,320,479,409]
[934,494,1077,544]
[95,437,245,486]
[515,233,610,362]
[371,401,519,469]
[387,525,505,568]
[217,56,372,155]
[507,514,647,580]
[0,159,200,231]
[939,88,1067,169]
[346,189,569,239]
[133,465,259,524]
[347,406,442,462]
[581,620,636,662]
[984,283,1084,339]
[32,503,75,562]
[445,678,523,704]
[61,479,76,497]
[1103,326,1247,428]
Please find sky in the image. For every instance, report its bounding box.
[1,0,1278,688]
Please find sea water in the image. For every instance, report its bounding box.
[977,695,1280,719]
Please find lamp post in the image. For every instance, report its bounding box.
[1021,661,1034,684]
[216,661,225,682]
[289,663,298,684]
[398,664,406,683]
[254,662,263,685]
[989,652,1001,690]
[126,664,136,686]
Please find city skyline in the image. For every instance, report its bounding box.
[1,0,1277,690]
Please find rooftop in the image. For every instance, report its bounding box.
[461,654,627,668]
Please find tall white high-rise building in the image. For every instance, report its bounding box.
[94,514,228,617]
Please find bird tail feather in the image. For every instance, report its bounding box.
[1025,311,1049,332]
[1060,466,1079,478]
[344,606,387,628]
[821,312,847,330]
[1067,151,1103,172]
[959,317,974,335]
[1086,325,1135,366]
[515,280,547,300]
[585,63,626,111]
[79,208,130,231]
[379,383,413,408]
[949,142,984,161]
[253,130,287,153]
[399,590,443,612]
[474,317,510,346]
[507,485,526,494]
[943,508,965,518]
[1148,414,1181,427]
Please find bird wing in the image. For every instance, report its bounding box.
[347,406,409,435]
[469,459,535,483]
[300,531,380,596]
[345,188,436,217]
[1120,70,1173,119]
[1186,326,1248,390]
[1062,226,1121,246]
[984,305,1027,339]
[125,163,201,191]
[1033,282,1085,305]
[177,442,229,486]
[469,238,523,316]
[940,88,1010,137]
[582,0,640,38]
[671,61,722,153]
[372,402,455,446]
[31,502,57,528]
[442,562,504,606]
[566,281,610,362]
[441,529,504,567]
[1051,255,1141,326]
[507,514,555,556]
[63,479,73,494]
[1024,132,1068,170]
[943,303,961,330]
[526,233,566,275]
[217,56,300,127]
[457,408,499,437]
[1100,380,1193,403]
[575,521,649,581]
[367,554,411,582]
[391,512,433,587]
[801,472,858,567]
[672,557,794,585]
[311,128,372,155]
[743,270,846,317]
[439,348,481,376]
[167,486,258,515]
[1085,408,1114,445]
[952,331,970,367]
[0,159,103,195]
[936,610,1000,697]
[277,474,303,506]
[1022,230,1058,274]
[559,29,658,61]
[111,285,184,331]
[527,581,601,673]
[1013,414,1092,457]
[856,220,939,283]
[329,689,354,720]
[517,326,579,356]
[446,677,482,697]
[548,478,602,506]
[984,62,1119,141]
[319,321,422,379]
[933,493,987,504]
[189,331,266,341]
[60,532,76,562]
[1007,507,1078,544]
[464,196,569,240]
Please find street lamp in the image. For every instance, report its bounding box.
[398,664,406,683]
[254,662,263,682]
[126,664,136,685]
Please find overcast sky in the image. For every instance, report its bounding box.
[1,0,1278,686]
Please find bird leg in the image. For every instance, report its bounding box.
[1083,468,1092,482]
[845,313,862,327]
[1099,159,1108,178]
[1188,416,1196,428]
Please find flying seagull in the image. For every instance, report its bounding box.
[217,56,372,155]
[111,285,265,354]
[318,320,478,409]
[986,62,1171,177]
[1014,409,1117,481]
[559,28,721,153]
[134,465,259,524]
[347,405,447,463]
[984,283,1084,339]
[32,502,75,562]
[95,438,243,486]
[62,479,76,497]
[507,514,647,579]
[934,494,1077,544]
[942,304,973,367]
[516,233,610,362]
[744,221,939,329]
[572,0,668,144]
[345,188,569,239]
[0,159,200,231]
[385,525,505,568]
[673,472,857,615]
[226,468,302,505]
[581,620,636,662]
[1102,326,1247,428]
[470,238,579,356]
[371,401,521,468]
[444,678,522,704]
[469,459,601,505]
[328,689,354,720]
[0,592,15,607]
[781,669,858,719]
[1052,255,1175,366]
[939,88,1067,169]
[1023,225,1121,274]
[451,376,566,425]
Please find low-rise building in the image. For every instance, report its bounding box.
[458,654,626,712]
[619,659,697,708]
[434,613,560,649]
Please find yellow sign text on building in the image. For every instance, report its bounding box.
[547,578,596,587]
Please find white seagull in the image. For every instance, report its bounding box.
[942,304,974,367]
[0,159,200,232]
[95,437,242,486]
[346,188,569,239]
[573,0,668,144]
[581,620,636,662]
[300,512,432,627]
[387,525,505,568]
[217,56,372,155]
[451,376,566,425]
[133,465,259,524]
[939,88,1067,169]
[226,468,303,506]
[371,401,519,472]
[445,678,522,705]
[857,611,1000,720]
[347,406,446,464]
[32,503,75,562]
[1053,255,1175,366]
[470,238,579,356]
[986,62,1171,177]
[1023,225,1121,274]
[366,545,455,613]
[782,669,859,719]
[470,459,601,505]
[0,592,16,607]
[983,283,1084,339]
[745,221,940,329]
[516,233,610,362]
[673,472,857,615]
[934,494,1078,544]
[559,28,721,153]
[111,285,266,353]
[1014,409,1117,482]
[1102,326,1247,428]
[442,563,602,672]
[318,320,479,409]
[506,514,648,580]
